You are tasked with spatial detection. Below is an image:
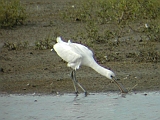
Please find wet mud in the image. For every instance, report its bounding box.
[1,92,160,120]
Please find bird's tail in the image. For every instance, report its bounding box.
[56,37,63,43]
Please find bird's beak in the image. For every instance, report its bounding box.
[112,77,128,93]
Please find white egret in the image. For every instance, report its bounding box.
[51,37,128,96]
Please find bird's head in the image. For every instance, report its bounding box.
[106,70,128,93]
[106,70,116,80]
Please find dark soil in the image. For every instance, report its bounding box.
[0,0,160,95]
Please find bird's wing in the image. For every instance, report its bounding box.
[56,37,64,43]
[70,43,93,57]
[68,40,71,43]
[54,43,82,70]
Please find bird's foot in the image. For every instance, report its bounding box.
[75,91,79,96]
[75,91,88,97]
[84,91,88,97]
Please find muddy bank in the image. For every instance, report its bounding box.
[0,49,160,94]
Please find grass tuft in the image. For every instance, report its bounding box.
[0,0,27,28]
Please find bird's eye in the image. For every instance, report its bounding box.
[111,75,113,78]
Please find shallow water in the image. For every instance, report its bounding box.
[0,92,160,120]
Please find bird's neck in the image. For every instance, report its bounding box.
[89,60,110,77]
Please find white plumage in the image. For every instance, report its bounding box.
[54,37,93,70]
[52,37,127,96]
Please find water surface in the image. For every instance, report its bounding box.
[0,92,160,120]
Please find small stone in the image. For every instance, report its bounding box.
[23,88,26,90]
[32,85,36,87]
[145,23,148,28]
[116,78,120,81]
[44,68,48,70]
[71,5,74,8]
[75,18,80,21]
[144,93,147,96]
[0,68,4,72]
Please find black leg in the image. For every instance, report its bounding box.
[71,70,78,95]
[71,70,88,96]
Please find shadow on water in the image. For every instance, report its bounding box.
[0,92,160,120]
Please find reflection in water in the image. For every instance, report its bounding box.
[0,92,160,120]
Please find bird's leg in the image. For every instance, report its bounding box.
[72,70,88,96]
[71,70,79,96]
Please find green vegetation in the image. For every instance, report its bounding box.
[2,0,160,63]
[62,0,160,63]
[3,35,54,50]
[3,41,29,50]
[35,35,54,50]
[64,0,160,44]
[63,0,160,24]
[0,0,27,28]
